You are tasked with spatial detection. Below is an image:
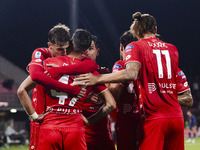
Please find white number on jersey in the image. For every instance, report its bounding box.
[153,49,172,79]
[50,75,78,106]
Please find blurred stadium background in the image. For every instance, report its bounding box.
[0,0,200,149]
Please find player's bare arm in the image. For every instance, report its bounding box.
[178,89,193,107]
[73,61,140,86]
[17,76,48,122]
[86,89,116,125]
[109,83,123,103]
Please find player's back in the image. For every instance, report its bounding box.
[127,37,182,120]
[43,55,87,111]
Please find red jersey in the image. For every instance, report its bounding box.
[125,37,182,120]
[42,56,107,128]
[176,68,190,93]
[28,48,51,69]
[28,48,51,127]
[112,60,139,115]
[82,66,112,139]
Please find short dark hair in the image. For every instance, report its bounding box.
[72,29,92,53]
[91,35,99,49]
[120,31,137,48]
[48,23,71,46]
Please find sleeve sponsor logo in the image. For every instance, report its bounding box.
[125,45,134,51]
[178,70,185,76]
[125,49,132,54]
[182,75,186,80]
[126,55,131,60]
[35,51,41,58]
[113,64,122,70]
[125,45,134,54]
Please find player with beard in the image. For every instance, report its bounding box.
[72,12,193,150]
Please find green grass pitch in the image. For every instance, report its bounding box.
[1,137,200,150]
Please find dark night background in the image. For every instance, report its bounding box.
[0,0,200,76]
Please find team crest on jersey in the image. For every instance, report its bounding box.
[178,71,184,76]
[113,64,122,70]
[35,51,41,58]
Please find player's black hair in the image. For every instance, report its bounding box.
[48,23,71,46]
[120,31,137,48]
[130,12,157,39]
[91,35,99,49]
[72,29,92,53]
[66,40,73,55]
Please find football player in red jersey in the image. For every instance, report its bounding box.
[73,12,193,150]
[40,29,116,150]
[109,31,142,150]
[17,24,98,150]
[19,29,116,150]
[83,35,116,150]
[176,69,193,107]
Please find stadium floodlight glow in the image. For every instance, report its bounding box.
[70,0,78,33]
[10,109,17,113]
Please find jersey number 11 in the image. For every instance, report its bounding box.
[153,49,171,79]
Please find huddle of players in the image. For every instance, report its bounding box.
[18,25,116,150]
[17,12,193,150]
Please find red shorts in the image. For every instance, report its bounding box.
[139,117,184,150]
[38,127,86,150]
[29,123,40,150]
[38,113,86,150]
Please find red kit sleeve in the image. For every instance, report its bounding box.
[46,57,98,78]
